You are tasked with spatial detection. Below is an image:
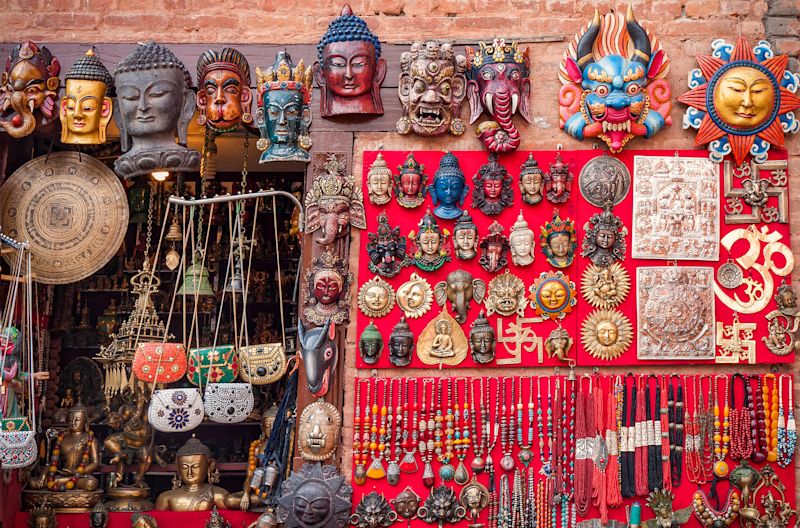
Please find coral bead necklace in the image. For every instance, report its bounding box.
[400,378,419,473]
[729,373,753,461]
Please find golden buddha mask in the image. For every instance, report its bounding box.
[60,49,113,145]
[713,66,775,129]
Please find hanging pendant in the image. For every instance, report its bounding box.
[539,461,552,477]
[500,454,515,471]
[517,448,533,467]
[713,460,729,478]
[439,463,455,481]
[399,451,418,473]
[366,458,386,479]
[423,461,435,487]
[471,455,485,473]
[454,460,469,485]
[354,464,367,485]
[387,460,401,485]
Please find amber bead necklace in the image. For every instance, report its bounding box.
[763,373,779,463]
[517,377,535,467]
[400,378,419,474]
[712,374,730,478]
[352,379,368,484]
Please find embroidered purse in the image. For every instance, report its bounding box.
[132,342,187,384]
[0,418,36,469]
[238,343,287,385]
[187,346,239,386]
[147,388,204,433]
[204,383,254,424]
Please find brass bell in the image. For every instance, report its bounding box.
[263,465,278,488]
[224,258,245,295]
[178,258,214,296]
[165,216,182,242]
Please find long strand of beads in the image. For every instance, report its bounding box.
[472,378,486,473]
[353,379,367,484]
[712,374,730,478]
[751,375,767,464]
[764,373,778,463]
[421,379,435,488]
[528,466,536,528]
[454,378,471,485]
[400,378,419,473]
[511,468,523,528]
[501,377,515,471]
[567,370,577,500]
[659,376,671,491]
[498,474,512,528]
[385,379,400,484]
[537,377,550,476]
[699,376,715,480]
[730,373,752,461]
[519,377,534,467]
[777,374,796,467]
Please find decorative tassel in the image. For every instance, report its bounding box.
[605,385,622,508]
[635,381,648,497]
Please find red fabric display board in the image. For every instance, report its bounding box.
[350,374,795,528]
[357,150,793,367]
[14,510,260,528]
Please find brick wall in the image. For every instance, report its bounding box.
[3,0,799,503]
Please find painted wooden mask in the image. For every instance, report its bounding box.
[60,49,112,145]
[196,47,253,133]
[0,41,60,139]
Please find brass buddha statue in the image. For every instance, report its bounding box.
[155,435,241,511]
[59,48,113,145]
[29,403,101,492]
[235,406,280,511]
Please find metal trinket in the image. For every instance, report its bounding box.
[357,276,395,319]
[396,273,434,320]
[578,155,630,208]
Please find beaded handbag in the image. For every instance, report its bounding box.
[204,383,254,424]
[147,388,204,433]
[187,345,239,386]
[132,342,187,384]
[238,343,287,385]
[0,418,36,469]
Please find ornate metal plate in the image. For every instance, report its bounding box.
[0,152,129,284]
[578,155,631,208]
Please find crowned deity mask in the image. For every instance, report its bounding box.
[540,209,577,268]
[581,207,628,267]
[397,41,467,137]
[60,49,113,145]
[429,152,469,220]
[479,221,510,274]
[394,153,428,209]
[472,153,514,216]
[466,39,531,152]
[304,250,353,326]
[543,152,573,204]
[409,209,451,272]
[196,47,253,133]
[305,153,366,245]
[256,51,313,163]
[559,7,672,152]
[0,41,60,139]
[508,212,535,267]
[519,154,544,205]
[366,152,393,206]
[114,41,200,179]
[452,212,479,260]
[314,5,386,117]
[367,212,409,278]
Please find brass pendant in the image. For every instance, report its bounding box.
[165,248,181,270]
[357,276,396,318]
[454,460,469,485]
[396,272,433,319]
[580,262,630,309]
[716,259,743,289]
[417,310,468,367]
[581,309,633,361]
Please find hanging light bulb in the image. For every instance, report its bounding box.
[151,170,169,181]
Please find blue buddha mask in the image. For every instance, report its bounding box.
[255,51,313,163]
[428,152,469,220]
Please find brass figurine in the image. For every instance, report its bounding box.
[518,154,544,205]
[459,478,490,528]
[643,489,692,528]
[27,501,56,528]
[392,487,421,527]
[417,310,468,367]
[581,309,633,361]
[545,326,573,363]
[452,212,479,261]
[418,486,466,528]
[580,263,630,310]
[396,273,434,320]
[357,277,395,319]
[434,270,486,325]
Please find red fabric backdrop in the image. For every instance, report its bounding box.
[356,150,792,367]
[14,510,260,528]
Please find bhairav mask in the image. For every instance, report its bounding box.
[350,492,397,528]
[395,153,428,209]
[256,51,313,163]
[304,250,353,326]
[195,47,253,133]
[472,153,513,215]
[429,152,469,220]
[60,49,113,145]
[485,269,528,317]
[305,153,366,245]
[113,41,200,179]
[559,6,672,152]
[367,212,409,278]
[434,270,486,325]
[678,37,800,165]
[409,209,450,272]
[465,39,531,152]
[397,41,467,137]
[298,319,338,398]
[314,5,386,117]
[0,41,60,139]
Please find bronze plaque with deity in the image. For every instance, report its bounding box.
[0,152,129,284]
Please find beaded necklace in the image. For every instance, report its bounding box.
[400,378,419,473]
[526,467,535,528]
[698,375,715,480]
[537,377,552,476]
[454,378,471,485]
[634,376,648,496]
[668,375,684,487]
[421,379,436,487]
[498,474,512,528]
[620,374,636,498]
[659,376,671,491]
[472,378,486,473]
[500,377,515,471]
[46,430,94,491]
[751,375,767,464]
[605,376,623,509]
[729,373,752,461]
[777,374,796,468]
[353,379,367,484]
[561,372,576,528]
[519,377,535,467]
[691,488,741,528]
[552,378,562,528]
[487,376,502,481]
[763,373,778,463]
[712,374,730,478]
[367,379,387,479]
[438,378,456,481]
[646,375,663,493]
[574,376,591,517]
[685,376,704,485]
[386,379,401,484]
[511,468,524,528]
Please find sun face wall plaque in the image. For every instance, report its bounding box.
[637,266,715,360]
[631,155,719,260]
[678,37,800,165]
[558,6,672,152]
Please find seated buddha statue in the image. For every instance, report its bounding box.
[155,435,241,511]
[29,403,100,491]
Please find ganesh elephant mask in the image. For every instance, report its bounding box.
[434,270,486,325]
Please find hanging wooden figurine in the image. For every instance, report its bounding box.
[256,51,313,163]
[465,39,530,152]
[304,249,353,326]
[305,153,366,245]
[678,37,800,164]
[195,47,253,133]
[395,153,428,208]
[472,153,514,216]
[397,41,467,137]
[558,6,672,152]
[60,49,113,145]
[314,4,386,117]
[0,41,60,138]
[113,41,200,179]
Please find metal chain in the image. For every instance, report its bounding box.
[197,128,211,253]
[241,132,249,191]
[144,188,154,261]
